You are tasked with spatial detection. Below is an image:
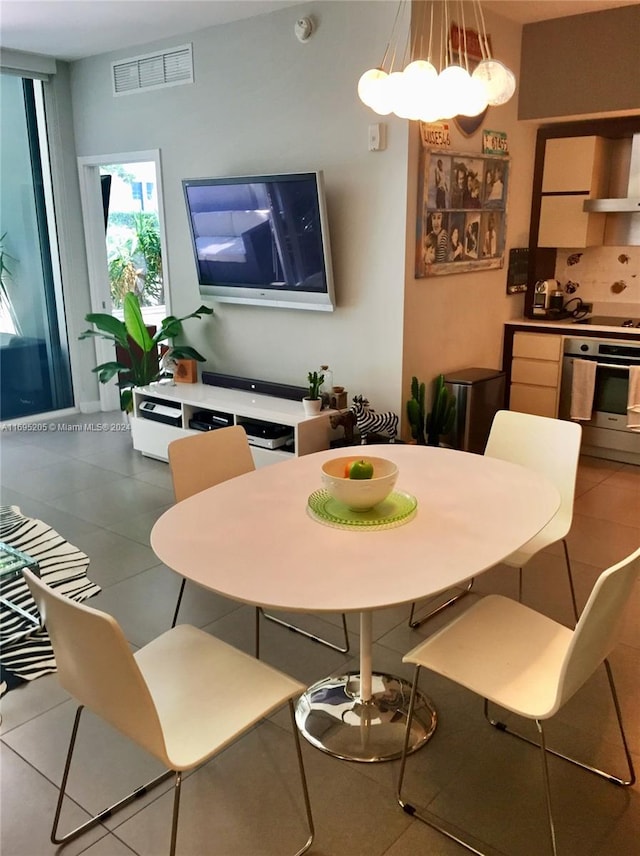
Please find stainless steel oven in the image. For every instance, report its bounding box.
[560,338,640,465]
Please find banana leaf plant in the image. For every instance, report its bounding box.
[80,291,213,413]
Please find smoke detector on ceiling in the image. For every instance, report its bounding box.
[295,17,314,43]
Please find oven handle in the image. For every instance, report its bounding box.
[565,356,636,370]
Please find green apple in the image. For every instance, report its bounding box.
[347,459,374,480]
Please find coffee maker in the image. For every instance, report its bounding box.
[532,279,563,316]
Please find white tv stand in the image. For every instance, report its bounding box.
[130,381,333,467]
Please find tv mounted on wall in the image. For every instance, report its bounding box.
[182,171,336,311]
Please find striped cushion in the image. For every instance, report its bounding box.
[0,506,101,695]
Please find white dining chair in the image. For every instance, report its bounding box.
[23,568,315,856]
[398,547,639,856]
[409,410,582,628]
[168,426,349,655]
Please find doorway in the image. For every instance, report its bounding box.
[77,150,169,411]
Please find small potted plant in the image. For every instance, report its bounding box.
[303,370,324,415]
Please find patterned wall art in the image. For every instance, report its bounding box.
[416,147,510,278]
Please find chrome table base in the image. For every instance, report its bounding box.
[295,671,436,762]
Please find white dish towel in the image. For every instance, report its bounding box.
[570,359,596,421]
[627,365,640,432]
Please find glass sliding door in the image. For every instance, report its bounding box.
[0,74,73,420]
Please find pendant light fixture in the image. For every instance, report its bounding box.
[358,0,516,122]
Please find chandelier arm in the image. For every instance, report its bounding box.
[459,0,470,72]
[427,1,435,65]
[472,1,488,60]
[400,0,413,68]
[442,0,450,68]
[476,0,493,59]
[409,0,424,62]
[411,0,426,62]
[380,0,406,71]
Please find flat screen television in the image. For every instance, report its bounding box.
[182,171,336,311]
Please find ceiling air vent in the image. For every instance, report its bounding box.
[112,44,193,96]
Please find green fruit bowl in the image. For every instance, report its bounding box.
[320,456,398,511]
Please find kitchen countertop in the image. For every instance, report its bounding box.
[506,318,640,340]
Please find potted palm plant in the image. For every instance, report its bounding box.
[80,291,213,413]
[303,370,324,415]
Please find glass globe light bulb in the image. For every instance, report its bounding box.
[472,59,516,106]
[368,72,396,116]
[397,60,438,119]
[357,68,388,108]
[459,76,489,117]
[403,59,438,88]
[416,77,446,123]
[385,70,405,104]
[437,65,470,118]
[390,71,420,119]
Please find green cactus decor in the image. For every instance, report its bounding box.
[426,373,456,446]
[406,376,427,445]
[407,373,456,446]
[307,370,325,400]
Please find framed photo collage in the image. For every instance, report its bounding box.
[416,148,510,278]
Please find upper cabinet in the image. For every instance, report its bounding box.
[524,117,640,319]
[538,136,610,248]
[538,136,609,247]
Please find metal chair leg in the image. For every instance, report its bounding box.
[562,538,579,623]
[397,665,497,856]
[408,579,475,629]
[169,771,182,856]
[255,606,261,659]
[484,658,635,787]
[171,577,186,628]
[51,706,174,846]
[517,539,578,623]
[258,608,350,654]
[536,720,558,856]
[288,699,315,855]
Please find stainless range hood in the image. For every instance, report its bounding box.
[583,134,640,244]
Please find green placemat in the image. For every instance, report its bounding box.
[307,489,417,530]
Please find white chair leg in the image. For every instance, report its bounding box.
[408,579,475,629]
[51,706,174,846]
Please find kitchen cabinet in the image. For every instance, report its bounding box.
[509,332,563,418]
[538,136,610,248]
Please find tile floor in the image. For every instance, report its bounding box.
[0,411,638,856]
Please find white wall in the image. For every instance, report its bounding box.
[401,5,536,425]
[68,2,411,414]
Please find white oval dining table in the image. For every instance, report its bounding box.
[151,443,560,763]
